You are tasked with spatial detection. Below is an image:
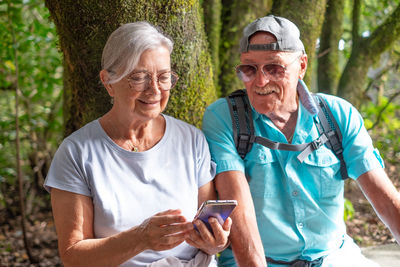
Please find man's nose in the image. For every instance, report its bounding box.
[254,68,269,87]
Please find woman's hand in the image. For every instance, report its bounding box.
[136,209,194,251]
[185,217,232,255]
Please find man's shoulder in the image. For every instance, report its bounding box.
[315,93,356,115]
[316,93,353,107]
[203,98,231,124]
[206,97,229,112]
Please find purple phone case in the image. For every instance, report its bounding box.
[194,200,237,232]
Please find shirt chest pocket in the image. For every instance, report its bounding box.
[302,146,344,198]
[245,144,281,198]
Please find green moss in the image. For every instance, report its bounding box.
[218,0,271,96]
[46,0,217,133]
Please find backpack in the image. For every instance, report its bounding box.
[226,89,348,180]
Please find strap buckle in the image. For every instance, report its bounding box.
[237,134,250,147]
[311,137,323,151]
[237,134,252,158]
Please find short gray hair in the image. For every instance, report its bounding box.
[101,21,173,84]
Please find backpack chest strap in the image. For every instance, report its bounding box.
[252,133,329,161]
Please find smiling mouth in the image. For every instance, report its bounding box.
[139,99,160,104]
[255,85,280,95]
[255,89,279,95]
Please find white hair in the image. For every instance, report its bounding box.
[101,21,173,84]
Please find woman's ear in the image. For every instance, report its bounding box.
[100,69,114,97]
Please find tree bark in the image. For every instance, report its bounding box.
[337,3,400,107]
[272,0,328,88]
[218,0,272,96]
[317,0,345,94]
[203,0,222,93]
[45,0,216,135]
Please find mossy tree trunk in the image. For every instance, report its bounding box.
[218,0,272,96]
[45,0,216,136]
[317,0,344,94]
[271,0,328,88]
[337,3,400,107]
[202,0,222,94]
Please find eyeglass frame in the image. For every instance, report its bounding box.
[235,54,302,82]
[125,70,179,92]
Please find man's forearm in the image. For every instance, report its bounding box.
[230,207,266,266]
[215,171,267,266]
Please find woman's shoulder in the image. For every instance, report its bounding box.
[164,114,202,133]
[60,119,103,150]
[163,114,207,147]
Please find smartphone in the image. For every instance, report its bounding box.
[194,200,237,232]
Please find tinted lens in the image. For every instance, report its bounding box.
[262,64,285,81]
[236,65,257,82]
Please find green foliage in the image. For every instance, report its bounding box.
[0,0,62,213]
[344,198,355,221]
[341,0,400,56]
[362,95,400,165]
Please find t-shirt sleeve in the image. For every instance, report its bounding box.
[44,139,91,196]
[202,99,245,175]
[325,95,385,180]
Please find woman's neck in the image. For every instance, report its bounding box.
[99,112,165,152]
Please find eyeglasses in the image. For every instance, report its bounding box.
[126,70,179,92]
[235,55,301,82]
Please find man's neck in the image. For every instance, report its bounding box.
[266,95,299,141]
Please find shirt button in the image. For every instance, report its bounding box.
[292,190,299,197]
[298,223,304,229]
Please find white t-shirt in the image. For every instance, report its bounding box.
[44,114,216,266]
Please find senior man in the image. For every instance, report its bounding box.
[202,15,400,267]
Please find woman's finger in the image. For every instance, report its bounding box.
[223,217,232,231]
[208,218,227,245]
[152,232,187,251]
[154,209,182,216]
[194,219,214,243]
[161,222,193,236]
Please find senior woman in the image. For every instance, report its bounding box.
[44,22,231,267]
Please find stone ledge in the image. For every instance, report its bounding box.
[362,243,400,267]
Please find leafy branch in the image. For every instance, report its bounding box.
[367,90,400,130]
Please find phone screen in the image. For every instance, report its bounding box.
[194,200,237,232]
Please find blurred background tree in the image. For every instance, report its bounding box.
[1,0,62,218]
[1,0,399,264]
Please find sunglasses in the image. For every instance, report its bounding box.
[236,55,301,82]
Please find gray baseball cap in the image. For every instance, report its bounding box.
[239,15,305,53]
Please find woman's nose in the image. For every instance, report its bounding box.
[147,77,161,94]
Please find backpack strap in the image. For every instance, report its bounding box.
[226,90,330,158]
[313,94,349,180]
[226,90,254,159]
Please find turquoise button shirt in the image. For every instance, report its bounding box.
[202,93,384,265]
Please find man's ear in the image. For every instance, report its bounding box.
[100,69,114,97]
[299,54,308,79]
